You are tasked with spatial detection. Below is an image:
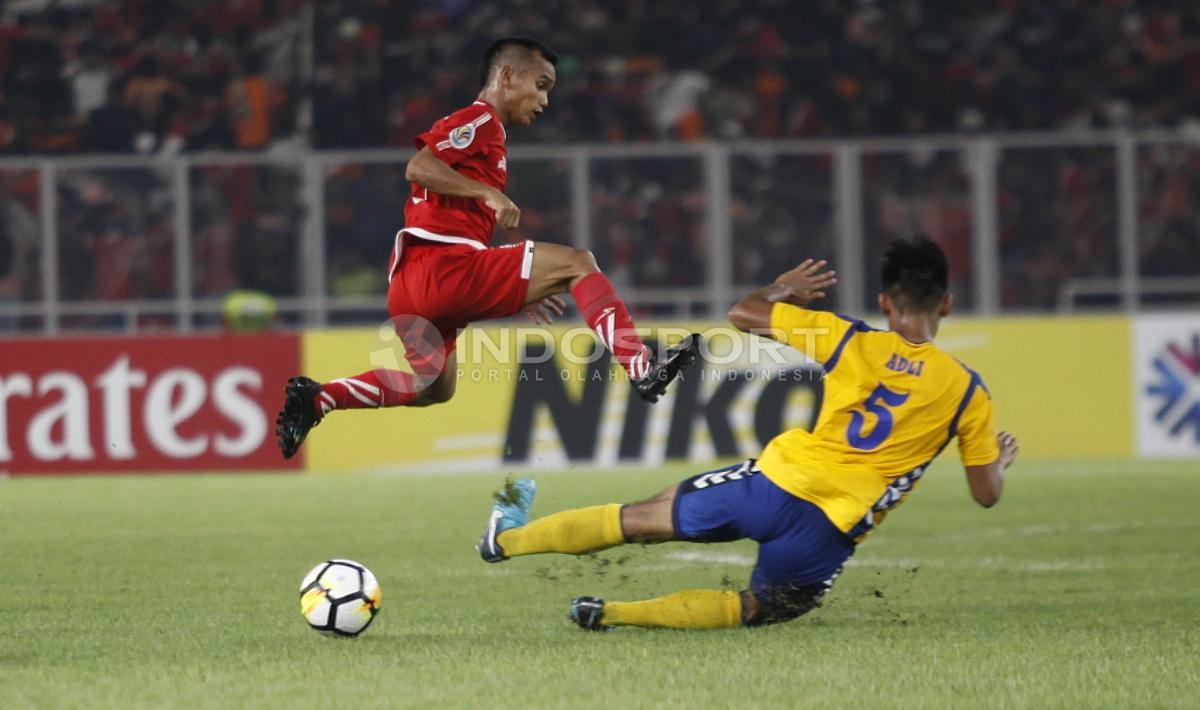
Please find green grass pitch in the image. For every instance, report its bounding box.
[1,459,1197,708]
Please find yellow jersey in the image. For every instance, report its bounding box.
[757,303,1000,542]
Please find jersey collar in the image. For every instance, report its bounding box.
[473,99,506,140]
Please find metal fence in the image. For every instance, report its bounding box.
[1,129,1198,334]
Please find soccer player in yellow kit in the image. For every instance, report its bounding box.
[477,237,1020,630]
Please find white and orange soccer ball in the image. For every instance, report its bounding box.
[299,559,382,637]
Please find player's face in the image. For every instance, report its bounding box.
[505,58,556,126]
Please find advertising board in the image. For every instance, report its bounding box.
[0,334,301,474]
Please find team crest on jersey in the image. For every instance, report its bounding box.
[449,123,476,149]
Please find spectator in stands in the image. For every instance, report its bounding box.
[122,56,184,153]
[66,47,113,120]
[86,82,139,152]
[2,1,1199,151]
[225,55,279,151]
[0,184,37,330]
[1140,147,1200,284]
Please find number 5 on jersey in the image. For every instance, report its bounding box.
[847,384,910,450]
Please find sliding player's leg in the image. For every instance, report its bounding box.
[526,241,700,402]
[570,461,854,631]
[574,576,838,631]
[478,461,758,630]
[731,521,850,628]
[477,477,675,564]
[570,590,747,631]
[567,460,756,630]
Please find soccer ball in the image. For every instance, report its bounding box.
[299,559,382,637]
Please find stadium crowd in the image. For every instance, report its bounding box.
[0,0,1197,325]
[3,1,1198,151]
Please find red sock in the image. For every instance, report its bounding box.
[571,272,653,381]
[315,370,418,417]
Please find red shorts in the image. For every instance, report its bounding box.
[386,238,534,374]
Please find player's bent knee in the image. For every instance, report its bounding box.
[619,498,674,543]
[743,582,829,627]
[643,483,678,505]
[571,248,599,275]
[423,388,454,405]
[413,378,455,406]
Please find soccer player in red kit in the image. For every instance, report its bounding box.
[275,37,700,458]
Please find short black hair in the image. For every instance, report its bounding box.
[480,37,558,87]
[881,236,949,313]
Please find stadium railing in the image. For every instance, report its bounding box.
[1,129,1197,335]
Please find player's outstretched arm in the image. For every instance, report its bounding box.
[729,259,837,335]
[405,147,520,228]
[964,431,1019,508]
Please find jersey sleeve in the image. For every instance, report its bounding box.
[414,109,501,167]
[770,302,861,366]
[955,381,1000,466]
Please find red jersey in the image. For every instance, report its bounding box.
[398,100,507,254]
